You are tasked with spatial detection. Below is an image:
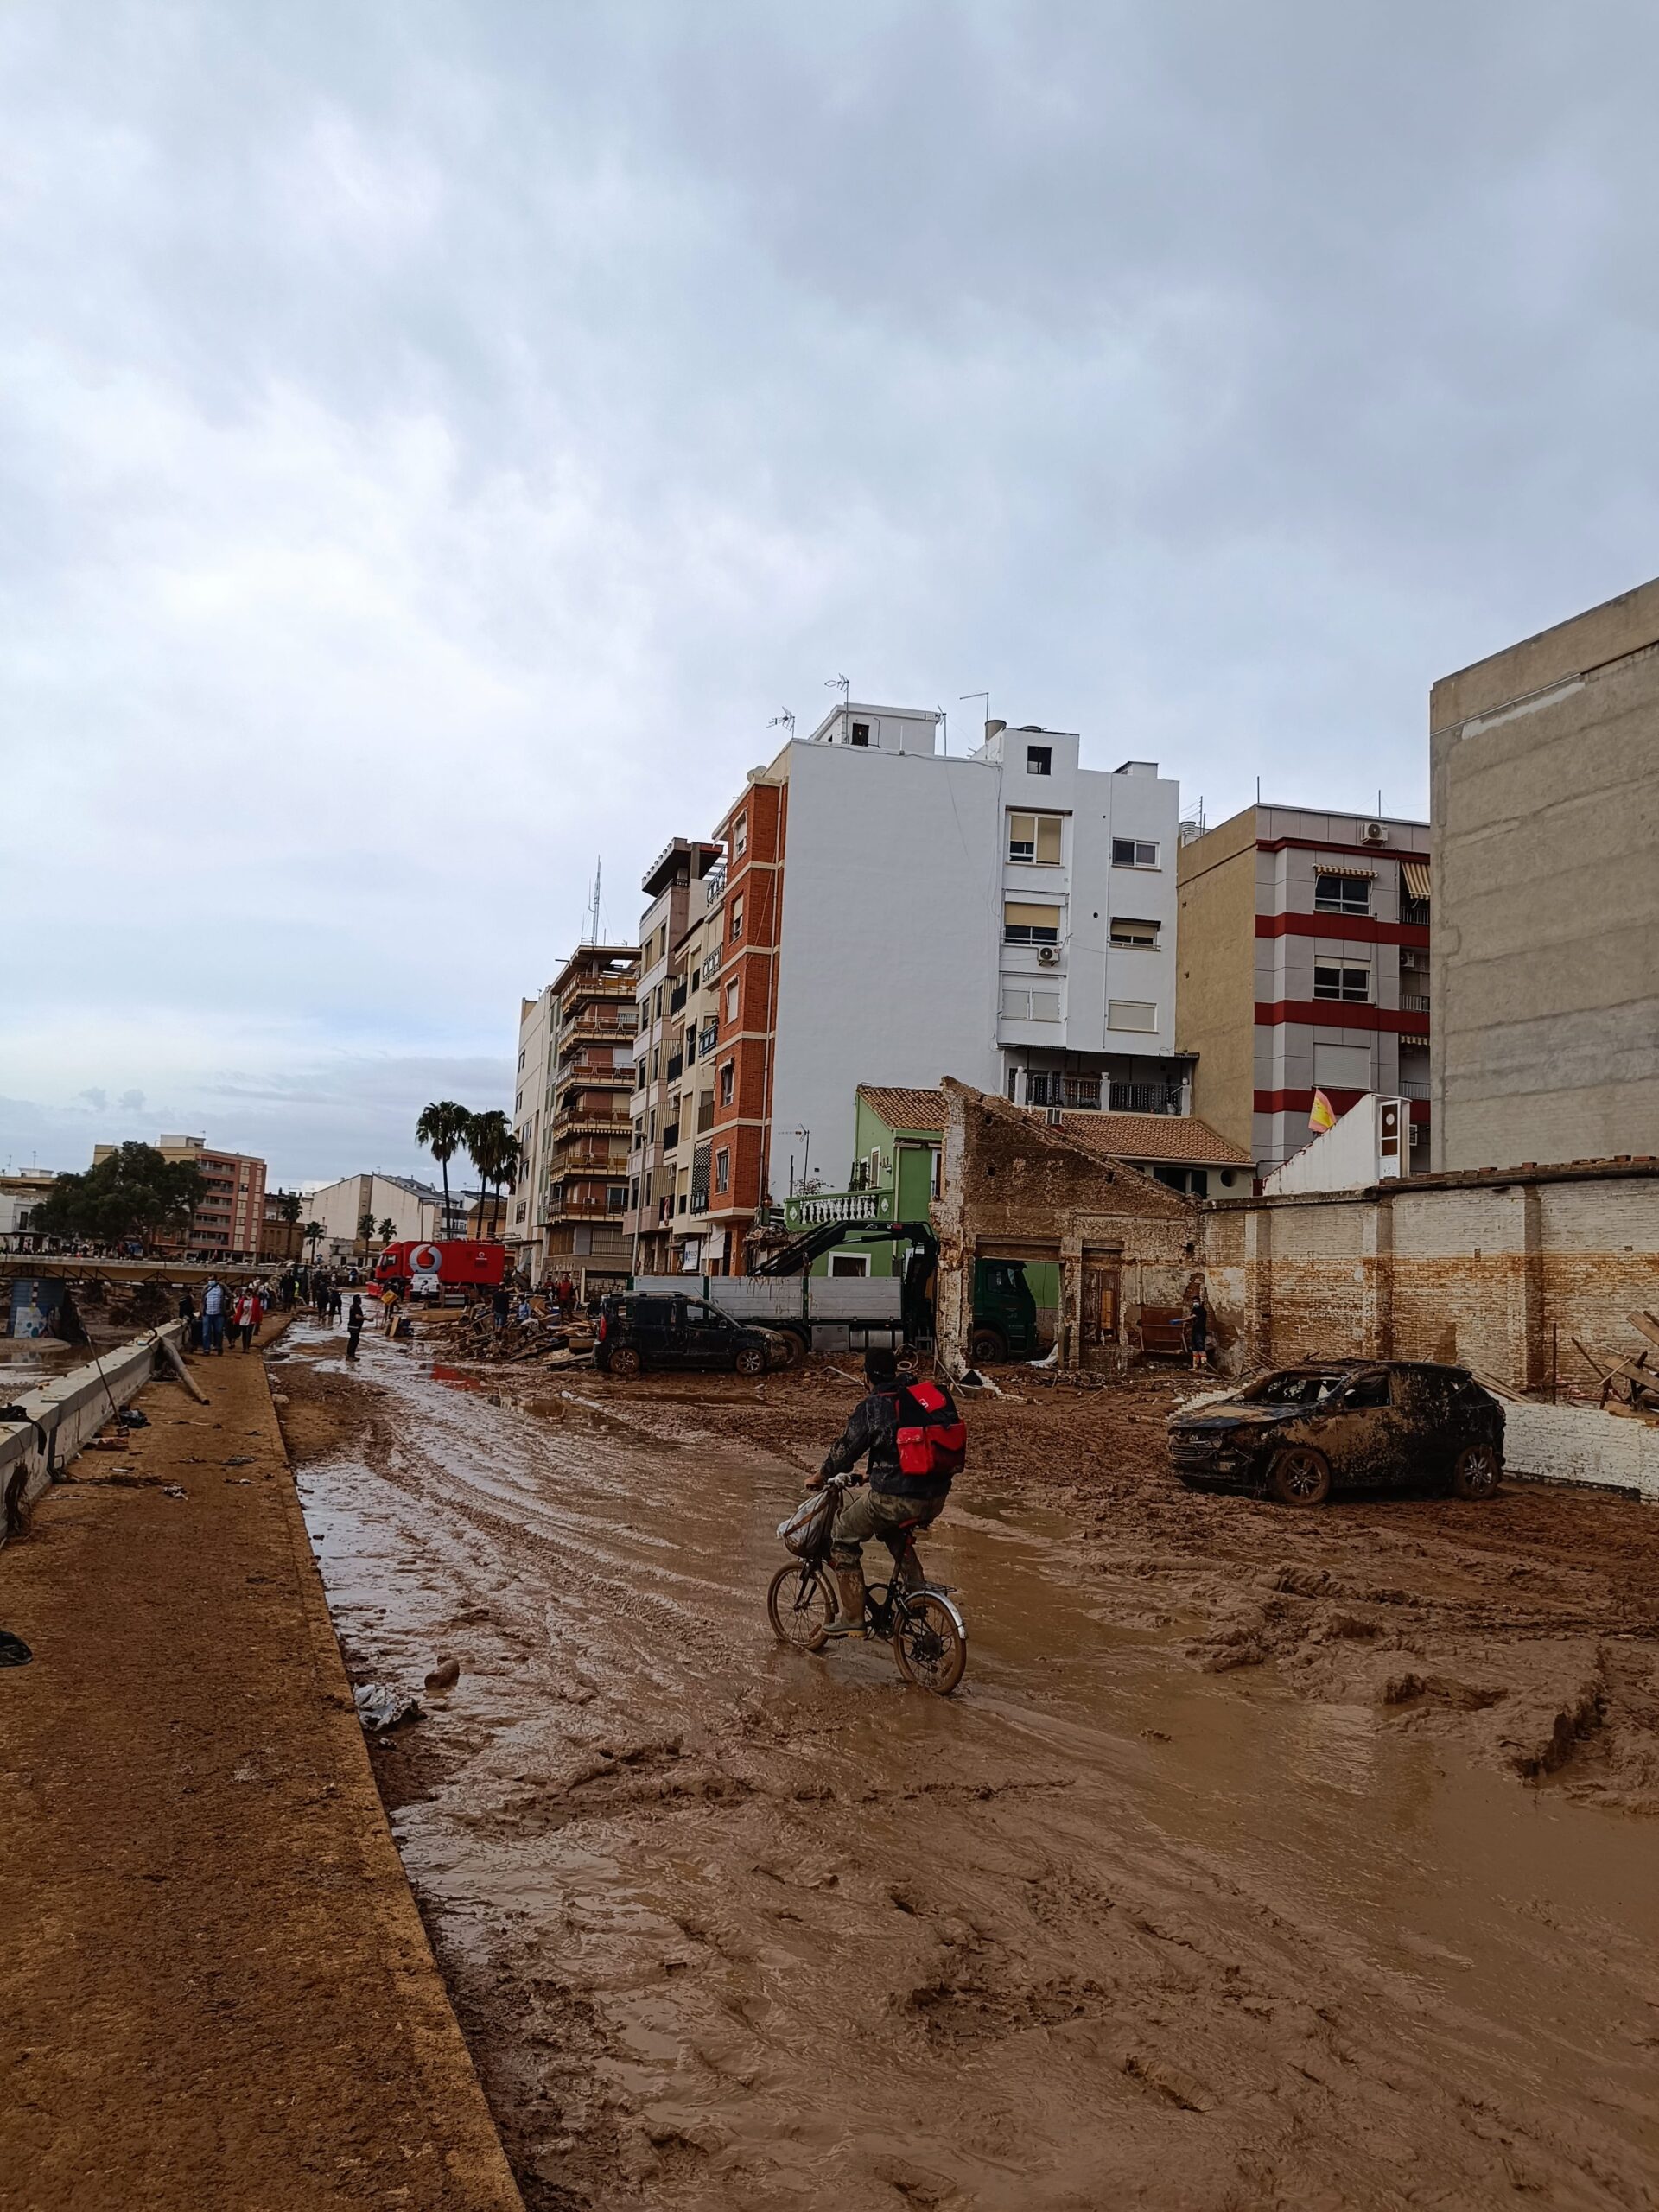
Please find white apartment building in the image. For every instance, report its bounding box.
[302,1172,449,1261]
[657,701,1187,1266]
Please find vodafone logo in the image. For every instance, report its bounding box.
[410,1244,442,1274]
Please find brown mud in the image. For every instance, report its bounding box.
[281,1325,1659,2210]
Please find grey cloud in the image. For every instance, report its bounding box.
[6,2,1658,1172]
[79,1087,108,1111]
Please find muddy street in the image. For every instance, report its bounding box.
[280,1323,1659,2211]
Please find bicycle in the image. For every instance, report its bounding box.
[767,1473,968,1694]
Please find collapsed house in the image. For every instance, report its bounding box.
[933,1080,1659,1395]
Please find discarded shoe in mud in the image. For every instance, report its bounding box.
[353,1683,424,1731]
[0,1629,32,1667]
[424,1656,461,1692]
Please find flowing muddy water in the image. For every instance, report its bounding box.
[284,1324,1659,2211]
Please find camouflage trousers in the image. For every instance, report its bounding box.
[830,1484,945,1575]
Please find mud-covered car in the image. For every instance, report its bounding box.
[1166,1360,1504,1505]
[594,1293,792,1380]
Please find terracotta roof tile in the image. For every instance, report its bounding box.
[858,1085,1250,1167]
[857,1086,948,1135]
[1051,1110,1253,1167]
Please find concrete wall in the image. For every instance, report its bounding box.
[1,1325,179,1545]
[770,741,1003,1200]
[1174,808,1259,1154]
[1430,575,1659,1170]
[1204,1168,1659,1393]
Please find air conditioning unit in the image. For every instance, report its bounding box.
[1362,820,1388,843]
[1036,944,1061,965]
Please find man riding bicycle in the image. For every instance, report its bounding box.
[805,1348,962,1637]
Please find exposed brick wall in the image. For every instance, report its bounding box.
[939,1082,1659,1389]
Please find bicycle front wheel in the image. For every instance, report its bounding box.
[767,1560,833,1652]
[892,1592,966,1695]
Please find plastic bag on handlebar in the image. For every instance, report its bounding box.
[778,1488,836,1557]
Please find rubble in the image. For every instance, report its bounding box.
[1574,1312,1659,1424]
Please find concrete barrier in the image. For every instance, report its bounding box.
[1504,1399,1659,1503]
[0,1325,181,1546]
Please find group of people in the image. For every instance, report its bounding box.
[179,1276,270,1355]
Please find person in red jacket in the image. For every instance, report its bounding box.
[233,1285,264,1352]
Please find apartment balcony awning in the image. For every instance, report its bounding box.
[1400,859,1431,902]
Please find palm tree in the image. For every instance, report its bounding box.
[358,1206,376,1256]
[466,1109,521,1241]
[378,1216,396,1245]
[416,1101,474,1240]
[277,1190,302,1225]
[303,1219,325,1262]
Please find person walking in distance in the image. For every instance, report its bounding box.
[1186,1287,1211,1372]
[234,1283,263,1352]
[345,1294,365,1363]
[200,1275,226,1356]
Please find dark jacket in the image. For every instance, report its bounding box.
[822,1385,952,1501]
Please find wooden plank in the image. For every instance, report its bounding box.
[1629,1311,1659,1354]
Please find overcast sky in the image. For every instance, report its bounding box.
[5,2,1656,1185]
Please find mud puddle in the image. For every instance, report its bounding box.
[286,1324,1659,2210]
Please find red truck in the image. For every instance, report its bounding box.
[373,1240,511,1295]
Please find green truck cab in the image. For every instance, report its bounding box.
[969,1258,1040,1363]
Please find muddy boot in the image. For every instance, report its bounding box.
[823,1564,868,1638]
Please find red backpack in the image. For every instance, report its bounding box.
[894,1380,968,1480]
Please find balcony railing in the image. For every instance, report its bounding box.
[781,1190,895,1230]
[1400,992,1430,1013]
[1402,896,1430,929]
[665,1052,683,1082]
[1400,1078,1431,1100]
[700,950,723,983]
[669,982,688,1014]
[1108,1080,1186,1113]
[703,863,728,909]
[698,1020,718,1056]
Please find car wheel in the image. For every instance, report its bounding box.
[1268,1446,1332,1506]
[969,1327,1007,1366]
[779,1329,809,1368]
[607,1344,642,1380]
[734,1345,766,1378]
[1451,1442,1502,1500]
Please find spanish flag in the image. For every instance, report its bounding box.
[1308,1089,1338,1133]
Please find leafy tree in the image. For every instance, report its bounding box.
[416,1101,474,1239]
[466,1109,521,1241]
[33,1143,205,1254]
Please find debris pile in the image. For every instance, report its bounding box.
[1573,1311,1659,1424]
[420,1301,597,1369]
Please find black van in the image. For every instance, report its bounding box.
[594,1293,791,1380]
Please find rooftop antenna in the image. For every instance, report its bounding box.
[825,673,849,701]
[937,703,948,754]
[586,857,601,944]
[767,709,796,738]
[960,689,990,743]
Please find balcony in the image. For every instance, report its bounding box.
[1108,1079,1186,1113]
[781,1189,896,1230]
[555,1195,628,1220]
[1402,895,1430,929]
[665,1052,683,1082]
[698,1020,718,1057]
[1400,1078,1431,1101]
[700,950,723,984]
[1400,992,1430,1014]
[669,982,688,1014]
[703,862,728,910]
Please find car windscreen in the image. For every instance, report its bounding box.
[1241,1371,1346,1406]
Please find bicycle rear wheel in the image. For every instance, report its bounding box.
[767,1560,834,1652]
[892,1592,966,1694]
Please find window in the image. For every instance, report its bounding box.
[719,1060,735,1105]
[1313,962,1371,1002]
[850,721,870,747]
[1108,999,1158,1032]
[1111,838,1159,868]
[1026,1071,1053,1105]
[729,895,743,942]
[829,1254,869,1277]
[1026,744,1052,775]
[1003,899,1062,944]
[1314,1041,1372,1089]
[715,1147,730,1194]
[518,1049,526,1071]
[1001,986,1062,1021]
[1109,916,1160,949]
[607,1185,628,1212]
[1007,811,1063,865]
[725,980,740,1024]
[1315,872,1371,915]
[734,814,747,857]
